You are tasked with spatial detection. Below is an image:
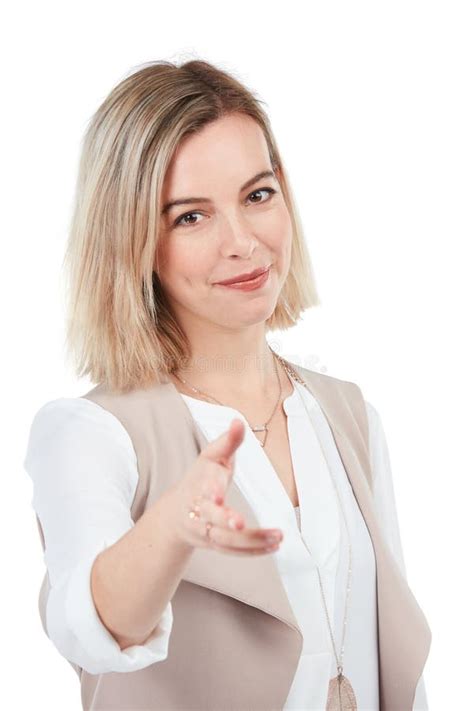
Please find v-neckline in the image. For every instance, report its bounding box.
[179,379,317,522]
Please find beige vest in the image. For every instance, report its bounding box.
[35,361,431,710]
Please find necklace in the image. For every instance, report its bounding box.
[271,349,357,710]
[172,350,283,448]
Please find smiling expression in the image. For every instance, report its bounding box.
[156,112,293,332]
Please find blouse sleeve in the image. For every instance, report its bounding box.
[23,397,173,675]
[365,399,429,710]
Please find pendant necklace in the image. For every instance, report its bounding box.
[172,351,283,448]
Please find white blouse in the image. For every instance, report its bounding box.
[23,378,429,710]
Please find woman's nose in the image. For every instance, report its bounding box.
[218,216,259,257]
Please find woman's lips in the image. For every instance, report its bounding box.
[215,265,270,286]
[215,266,271,291]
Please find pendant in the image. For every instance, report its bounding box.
[326,673,357,710]
[251,424,268,447]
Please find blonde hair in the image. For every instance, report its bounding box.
[63,59,320,393]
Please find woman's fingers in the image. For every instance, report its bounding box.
[176,419,283,556]
[208,524,283,556]
[190,497,283,551]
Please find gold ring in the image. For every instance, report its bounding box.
[188,494,204,520]
[188,494,213,539]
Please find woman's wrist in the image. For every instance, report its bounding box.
[151,484,196,556]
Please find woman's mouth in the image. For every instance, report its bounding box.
[214,266,271,291]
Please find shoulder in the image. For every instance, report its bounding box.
[24,396,136,466]
[293,363,373,416]
[295,363,387,444]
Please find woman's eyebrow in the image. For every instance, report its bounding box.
[160,169,277,216]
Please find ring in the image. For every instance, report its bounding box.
[188,494,213,540]
[188,494,203,519]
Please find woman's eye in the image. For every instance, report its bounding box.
[173,187,276,228]
[247,187,276,204]
[174,212,203,227]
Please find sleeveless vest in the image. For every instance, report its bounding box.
[34,361,431,710]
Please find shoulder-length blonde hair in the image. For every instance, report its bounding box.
[63,58,319,393]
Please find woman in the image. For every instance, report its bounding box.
[24,59,431,710]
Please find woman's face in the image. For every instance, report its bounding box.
[156,113,293,333]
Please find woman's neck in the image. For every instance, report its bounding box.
[169,352,295,410]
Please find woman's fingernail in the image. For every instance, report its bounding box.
[228,517,237,529]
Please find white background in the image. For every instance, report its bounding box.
[2,1,472,708]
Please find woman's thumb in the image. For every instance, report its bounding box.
[201,418,245,469]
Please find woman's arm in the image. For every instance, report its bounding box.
[24,397,181,674]
[90,483,193,649]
